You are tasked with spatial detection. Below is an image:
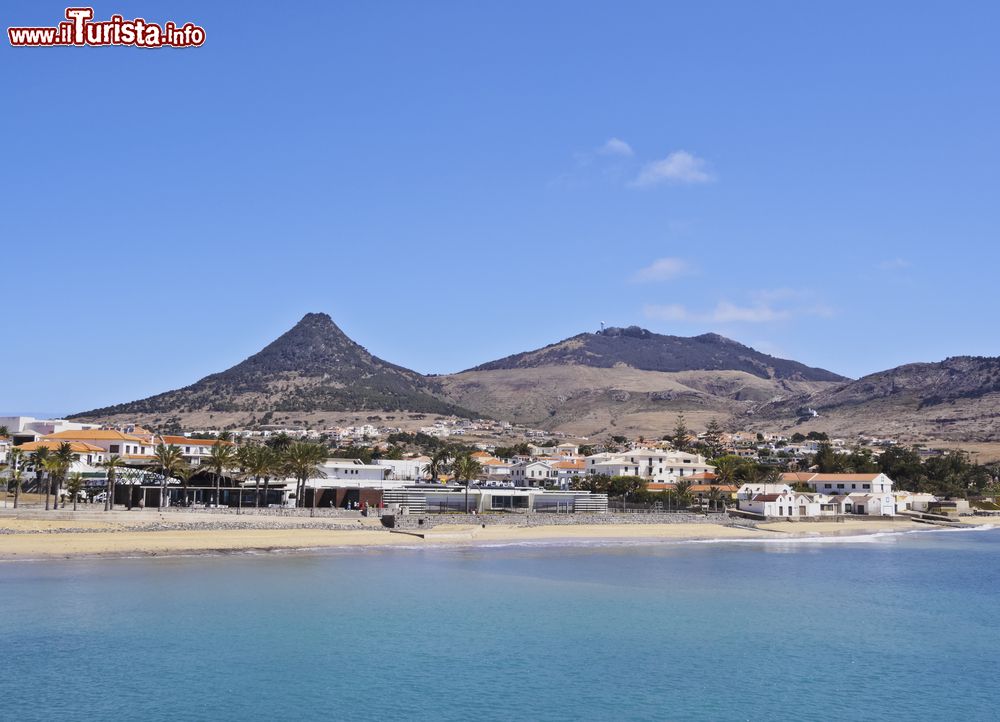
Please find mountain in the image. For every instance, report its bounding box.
[437,326,847,436]
[71,313,471,423]
[71,314,1000,442]
[468,326,845,382]
[755,356,1000,441]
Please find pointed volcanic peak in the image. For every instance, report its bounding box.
[72,313,471,419]
[466,325,846,382]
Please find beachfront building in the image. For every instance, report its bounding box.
[158,435,237,466]
[17,440,107,468]
[740,492,821,519]
[782,473,896,516]
[376,456,432,481]
[0,416,100,445]
[510,460,559,487]
[737,483,793,501]
[42,429,156,463]
[316,458,388,483]
[384,485,608,515]
[585,448,714,483]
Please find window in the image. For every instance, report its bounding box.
[837,483,844,489]
[110,445,120,453]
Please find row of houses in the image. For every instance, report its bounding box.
[736,473,936,519]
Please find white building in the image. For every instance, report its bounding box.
[315,458,388,484]
[510,460,559,487]
[741,492,822,519]
[782,473,896,516]
[376,456,431,481]
[585,448,714,483]
[159,435,237,466]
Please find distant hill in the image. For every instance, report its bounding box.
[468,326,846,382]
[71,313,472,421]
[71,314,1000,442]
[439,326,846,436]
[754,356,1000,441]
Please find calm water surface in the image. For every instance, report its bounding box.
[2,527,997,721]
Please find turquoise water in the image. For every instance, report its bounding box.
[2,528,998,721]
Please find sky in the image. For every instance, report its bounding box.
[2,1,998,415]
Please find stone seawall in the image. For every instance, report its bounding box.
[390,512,739,530]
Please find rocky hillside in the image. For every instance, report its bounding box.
[71,313,471,421]
[469,326,846,382]
[439,327,846,436]
[755,356,1000,441]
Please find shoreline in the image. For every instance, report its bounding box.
[0,514,993,562]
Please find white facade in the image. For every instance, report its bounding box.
[741,492,821,518]
[315,458,387,484]
[510,460,558,487]
[585,449,714,483]
[376,457,431,481]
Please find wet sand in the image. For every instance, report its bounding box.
[0,513,969,560]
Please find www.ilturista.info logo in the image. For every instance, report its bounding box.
[8,7,205,48]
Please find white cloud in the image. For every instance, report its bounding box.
[597,137,634,157]
[878,258,910,270]
[632,150,714,187]
[642,303,690,321]
[711,301,790,323]
[642,299,825,324]
[632,257,690,283]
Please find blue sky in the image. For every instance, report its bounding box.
[2,1,998,414]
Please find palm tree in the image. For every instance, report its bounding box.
[52,442,75,511]
[451,453,483,513]
[153,443,184,508]
[42,456,61,511]
[66,472,85,511]
[707,485,723,513]
[283,442,327,509]
[7,447,24,508]
[9,467,23,509]
[31,447,50,509]
[242,444,276,507]
[257,447,284,510]
[206,443,237,508]
[674,479,694,509]
[100,454,125,511]
[174,464,198,506]
[266,432,293,453]
[713,456,743,487]
[425,448,451,483]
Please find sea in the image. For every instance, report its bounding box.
[2,526,998,721]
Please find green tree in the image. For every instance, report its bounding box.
[174,464,198,506]
[424,448,451,483]
[674,479,694,509]
[703,418,724,459]
[30,447,50,509]
[812,442,846,473]
[670,415,691,452]
[153,443,184,509]
[572,473,609,494]
[65,472,85,511]
[52,442,75,511]
[283,442,327,509]
[451,453,483,513]
[42,456,61,511]
[9,467,23,508]
[100,454,125,511]
[206,442,237,507]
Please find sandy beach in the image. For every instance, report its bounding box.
[0,511,982,561]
